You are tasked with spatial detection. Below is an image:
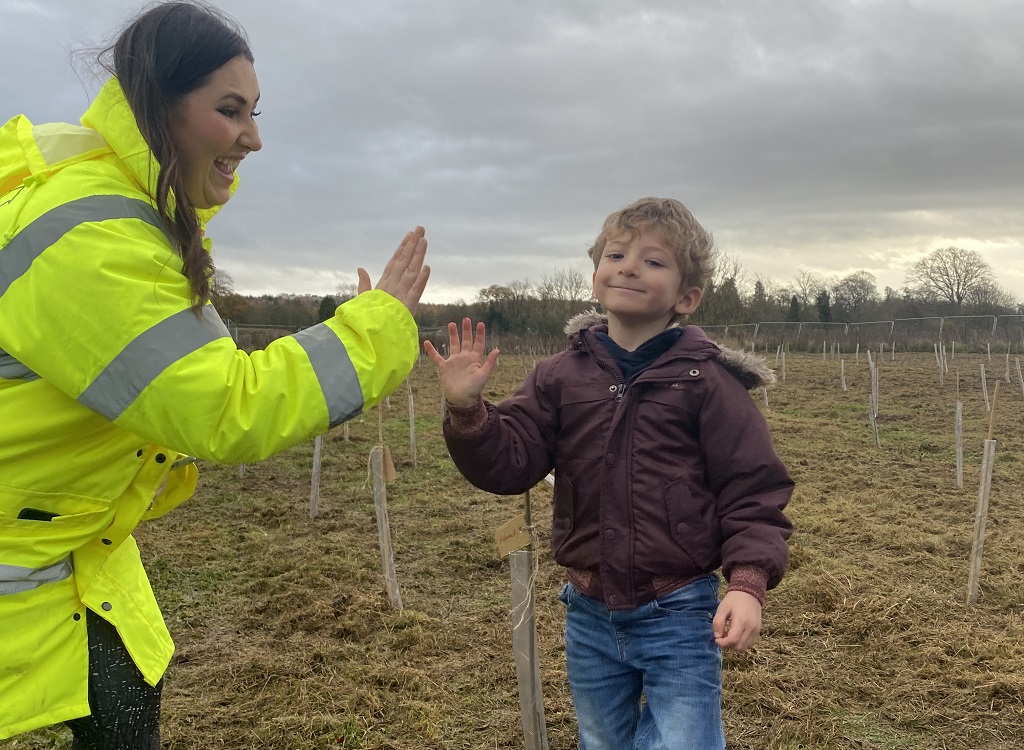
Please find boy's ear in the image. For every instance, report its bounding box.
[674,286,702,316]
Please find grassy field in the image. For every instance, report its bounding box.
[6,347,1024,749]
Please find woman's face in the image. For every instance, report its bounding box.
[170,55,262,209]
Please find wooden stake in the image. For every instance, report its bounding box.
[967,438,997,605]
[370,446,403,610]
[408,388,417,469]
[954,401,963,489]
[840,359,847,391]
[987,381,1000,442]
[238,463,246,478]
[378,407,397,481]
[981,364,990,413]
[309,433,323,519]
[508,489,548,750]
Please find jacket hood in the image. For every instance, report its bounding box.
[80,78,235,225]
[1,78,233,226]
[565,308,776,390]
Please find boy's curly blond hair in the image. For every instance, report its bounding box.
[587,197,717,292]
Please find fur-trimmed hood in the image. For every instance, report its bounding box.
[564,308,776,390]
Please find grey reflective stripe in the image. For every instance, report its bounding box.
[78,305,231,420]
[0,194,166,298]
[0,348,39,382]
[0,556,73,595]
[291,324,363,427]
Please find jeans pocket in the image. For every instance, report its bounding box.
[650,575,719,619]
[558,582,573,607]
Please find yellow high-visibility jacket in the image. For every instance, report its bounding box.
[0,78,418,738]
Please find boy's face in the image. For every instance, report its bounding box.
[592,227,701,329]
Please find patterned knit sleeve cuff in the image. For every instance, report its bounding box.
[726,566,769,606]
[445,399,489,435]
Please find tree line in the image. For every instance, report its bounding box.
[212,247,1021,336]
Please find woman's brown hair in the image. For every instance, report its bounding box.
[100,1,252,313]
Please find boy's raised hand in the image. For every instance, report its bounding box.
[423,318,500,408]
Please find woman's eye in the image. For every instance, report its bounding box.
[219,107,238,118]
[251,110,261,118]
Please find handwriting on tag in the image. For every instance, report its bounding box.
[494,514,530,556]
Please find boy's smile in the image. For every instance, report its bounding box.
[592,227,701,347]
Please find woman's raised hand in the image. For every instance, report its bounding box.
[358,226,430,315]
[423,318,500,408]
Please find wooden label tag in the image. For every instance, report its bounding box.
[382,445,397,482]
[495,514,530,556]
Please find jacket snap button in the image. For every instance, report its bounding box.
[101,602,112,612]
[608,385,617,392]
[102,538,112,545]
[608,595,619,606]
[689,369,700,377]
[73,613,81,621]
[155,453,167,464]
[677,522,687,533]
[604,529,615,540]
[136,449,144,458]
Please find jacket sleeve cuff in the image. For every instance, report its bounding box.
[726,565,769,606]
[445,399,488,435]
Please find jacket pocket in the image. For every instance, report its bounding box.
[664,476,719,571]
[0,484,113,568]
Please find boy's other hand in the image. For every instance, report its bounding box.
[423,318,500,407]
[713,590,762,651]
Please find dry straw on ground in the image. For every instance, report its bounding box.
[8,350,1024,750]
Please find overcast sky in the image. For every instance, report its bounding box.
[3,0,1022,305]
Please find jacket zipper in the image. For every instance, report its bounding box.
[579,335,647,403]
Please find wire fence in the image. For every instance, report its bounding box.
[224,316,1024,356]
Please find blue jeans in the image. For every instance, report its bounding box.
[559,576,725,750]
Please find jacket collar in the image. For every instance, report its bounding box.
[565,308,777,390]
[79,77,235,226]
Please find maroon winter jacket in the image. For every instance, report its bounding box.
[444,316,794,610]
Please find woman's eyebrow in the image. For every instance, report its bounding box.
[218,91,260,107]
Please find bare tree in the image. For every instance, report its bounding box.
[905,247,995,310]
[536,267,590,303]
[211,268,235,297]
[967,281,1017,313]
[831,270,879,321]
[335,281,359,303]
[791,268,825,306]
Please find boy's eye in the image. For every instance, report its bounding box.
[646,259,665,268]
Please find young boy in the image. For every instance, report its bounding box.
[424,197,793,750]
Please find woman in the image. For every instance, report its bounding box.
[0,2,429,745]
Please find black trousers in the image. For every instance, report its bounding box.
[64,609,163,750]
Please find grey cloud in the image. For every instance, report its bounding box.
[3,0,1022,302]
